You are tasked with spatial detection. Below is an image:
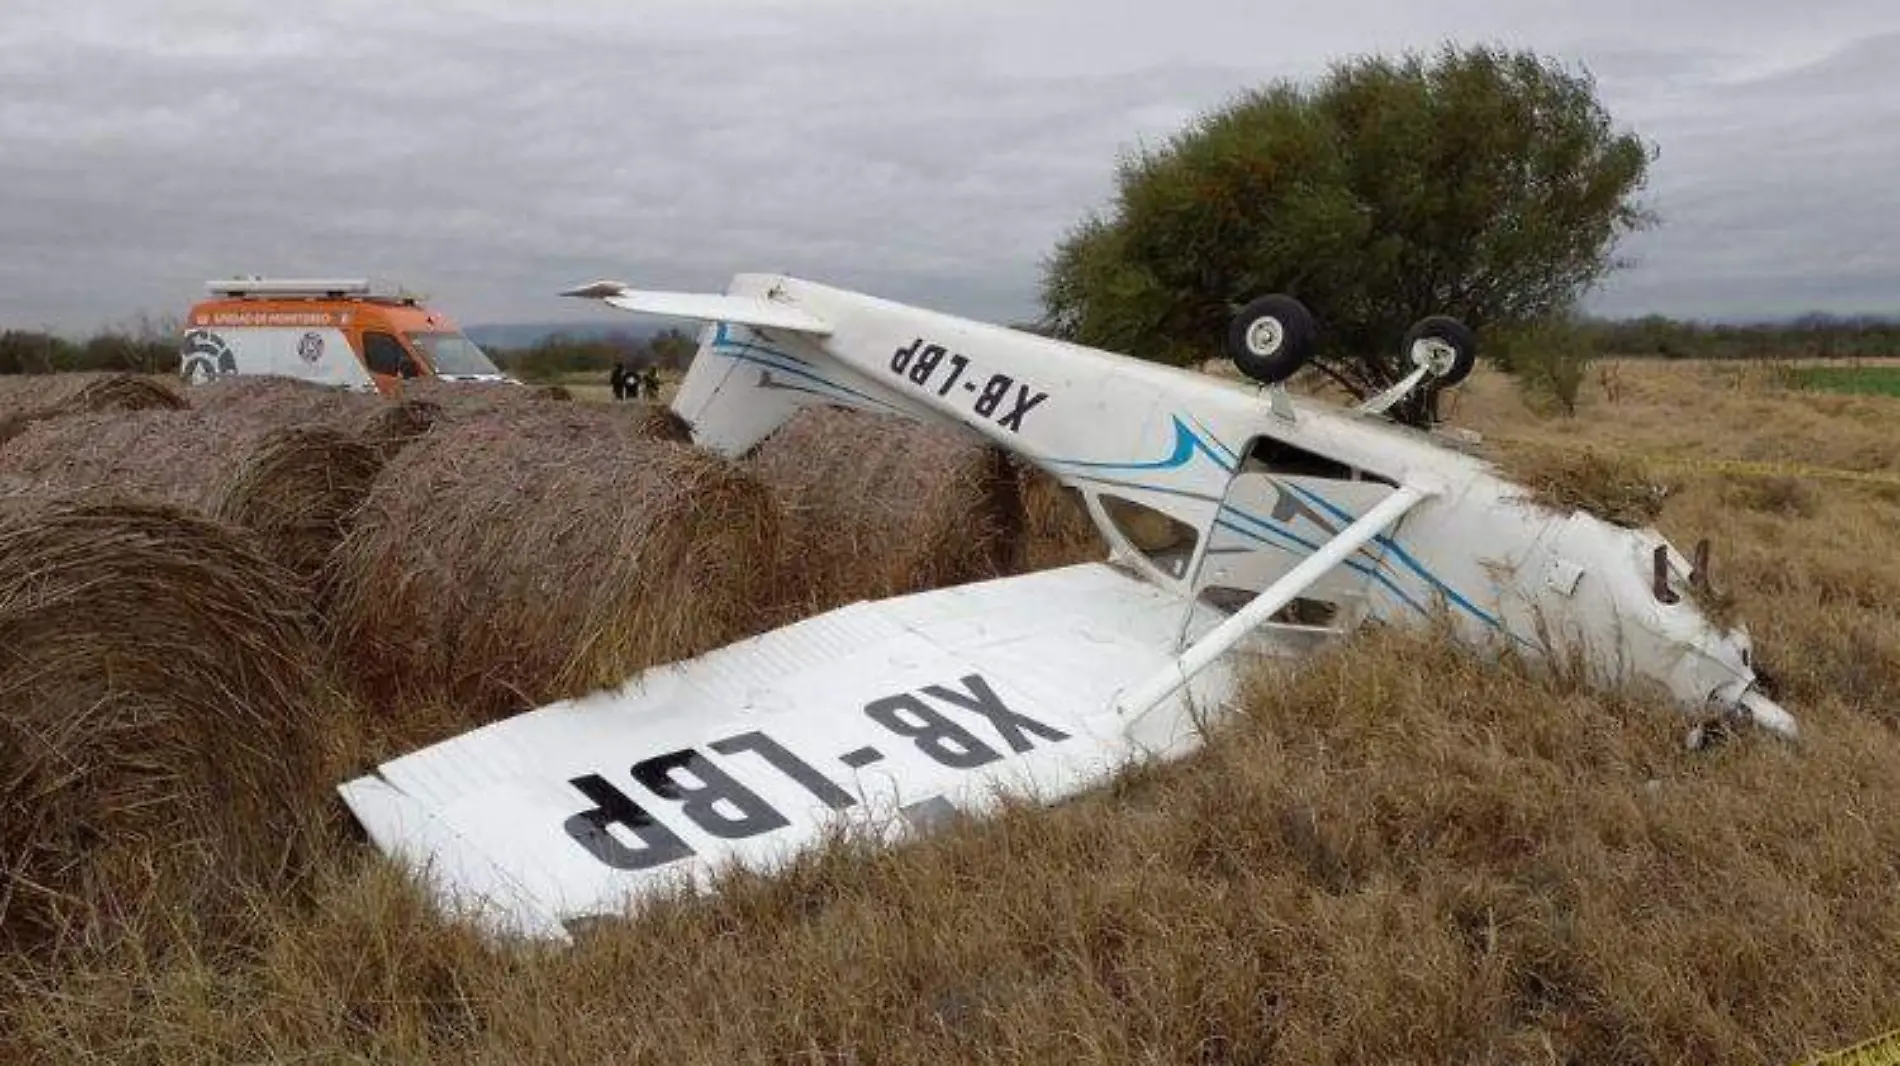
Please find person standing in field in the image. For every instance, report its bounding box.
[609,362,629,401]
[641,366,660,401]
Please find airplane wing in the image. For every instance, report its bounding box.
[559,280,834,336]
[337,562,1295,942]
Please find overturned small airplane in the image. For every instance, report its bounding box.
[339,274,1794,941]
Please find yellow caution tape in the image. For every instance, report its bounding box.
[1639,456,1900,489]
[1794,1026,1900,1066]
[1479,435,1900,488]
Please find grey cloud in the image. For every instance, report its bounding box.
[2,2,1899,335]
[2,3,1247,330]
[1587,32,1900,319]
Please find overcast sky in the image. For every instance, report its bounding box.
[4,0,1898,335]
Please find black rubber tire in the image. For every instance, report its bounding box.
[1401,315,1478,387]
[1226,294,1318,385]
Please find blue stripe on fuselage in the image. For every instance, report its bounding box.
[1212,508,1430,618]
[1043,415,1237,476]
[712,321,813,366]
[1276,480,1511,633]
[708,323,906,415]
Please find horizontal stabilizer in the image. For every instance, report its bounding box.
[559,280,833,335]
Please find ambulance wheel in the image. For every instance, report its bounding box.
[1228,294,1318,385]
[1402,315,1478,387]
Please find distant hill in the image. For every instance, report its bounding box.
[463,320,673,350]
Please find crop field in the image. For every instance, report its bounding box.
[1,360,1898,1064]
[1790,364,1900,398]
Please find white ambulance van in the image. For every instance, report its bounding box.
[179,278,520,395]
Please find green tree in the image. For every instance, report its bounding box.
[1040,43,1655,425]
[0,331,72,375]
[648,328,699,372]
[1490,307,1601,416]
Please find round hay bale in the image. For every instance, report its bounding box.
[628,402,694,443]
[1014,459,1110,571]
[0,409,390,586]
[326,406,783,724]
[359,397,445,456]
[0,373,186,447]
[743,406,1025,617]
[0,493,327,957]
[393,378,691,442]
[185,375,441,458]
[392,377,570,414]
[0,409,265,509]
[213,424,389,590]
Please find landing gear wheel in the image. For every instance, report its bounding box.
[1227,294,1318,385]
[1401,315,1478,387]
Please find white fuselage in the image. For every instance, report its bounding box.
[669,273,1778,727]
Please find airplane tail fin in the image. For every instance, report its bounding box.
[562,279,922,457]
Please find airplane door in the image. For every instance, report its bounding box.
[1186,437,1403,631]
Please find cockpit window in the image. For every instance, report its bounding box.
[1241,436,1397,486]
[1098,494,1199,579]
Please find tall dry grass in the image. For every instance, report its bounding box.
[7,628,1898,1064]
[3,361,1899,1064]
[1450,357,1900,478]
[1459,358,1900,723]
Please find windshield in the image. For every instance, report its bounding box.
[405,331,503,376]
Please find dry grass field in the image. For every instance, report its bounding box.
[2,359,1898,1064]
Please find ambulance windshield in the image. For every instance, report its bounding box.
[406,331,503,377]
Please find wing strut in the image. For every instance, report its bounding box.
[1115,481,1435,724]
